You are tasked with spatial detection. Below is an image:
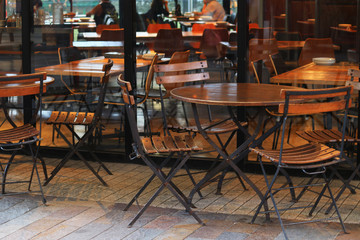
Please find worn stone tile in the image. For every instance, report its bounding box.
[216,231,248,240]
[30,224,80,240]
[61,221,113,240]
[123,228,165,240]
[144,215,184,229]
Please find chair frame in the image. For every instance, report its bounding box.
[250,86,352,240]
[0,72,48,203]
[118,74,204,227]
[44,59,114,186]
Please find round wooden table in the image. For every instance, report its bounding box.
[171,83,302,216]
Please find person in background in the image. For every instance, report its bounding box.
[86,0,118,25]
[145,0,169,24]
[33,0,43,12]
[194,0,225,21]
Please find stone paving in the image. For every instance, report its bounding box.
[1,155,360,239]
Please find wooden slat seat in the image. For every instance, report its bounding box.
[0,123,39,143]
[140,135,202,154]
[296,129,357,143]
[250,143,340,166]
[169,119,247,134]
[46,111,95,125]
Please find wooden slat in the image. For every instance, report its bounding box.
[55,112,69,123]
[152,136,168,153]
[279,100,348,114]
[74,112,86,124]
[156,72,209,85]
[46,111,60,123]
[141,137,157,154]
[65,112,77,124]
[184,135,202,151]
[83,113,95,124]
[0,124,39,143]
[154,61,207,73]
[163,136,180,152]
[173,136,191,151]
[280,86,353,99]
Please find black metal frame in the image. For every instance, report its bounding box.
[251,86,352,240]
[43,60,114,186]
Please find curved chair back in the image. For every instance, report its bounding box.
[100,29,124,41]
[146,23,171,33]
[96,24,120,34]
[200,28,229,59]
[153,28,185,57]
[298,38,335,66]
[249,38,279,74]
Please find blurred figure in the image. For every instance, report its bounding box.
[33,0,43,12]
[145,0,169,24]
[195,0,225,21]
[86,0,118,25]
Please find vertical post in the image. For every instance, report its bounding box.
[121,0,136,160]
[223,0,230,15]
[236,0,248,168]
[285,0,289,31]
[22,0,33,124]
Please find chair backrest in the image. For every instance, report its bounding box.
[100,29,124,41]
[269,53,289,76]
[154,60,209,133]
[249,23,259,30]
[278,86,353,159]
[275,31,302,41]
[249,38,279,74]
[147,23,171,33]
[96,24,120,34]
[138,54,159,104]
[249,27,273,39]
[192,23,216,33]
[153,28,185,57]
[117,75,143,148]
[200,28,229,59]
[58,46,85,64]
[162,50,190,97]
[298,38,335,66]
[93,59,113,119]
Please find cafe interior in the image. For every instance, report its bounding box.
[1,0,360,239]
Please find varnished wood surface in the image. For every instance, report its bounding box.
[82,31,203,42]
[221,40,339,51]
[0,76,54,97]
[35,57,151,77]
[271,62,357,85]
[170,83,301,106]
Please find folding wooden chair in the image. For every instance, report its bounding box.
[0,72,48,203]
[44,59,114,186]
[118,75,204,227]
[154,60,248,195]
[250,86,352,240]
[296,68,360,214]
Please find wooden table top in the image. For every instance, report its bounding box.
[220,40,339,51]
[0,76,54,97]
[171,83,301,107]
[35,57,152,77]
[330,26,356,33]
[82,31,204,41]
[271,62,357,86]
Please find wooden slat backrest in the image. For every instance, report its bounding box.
[278,86,353,114]
[100,59,113,84]
[117,74,135,105]
[140,54,159,103]
[0,72,47,97]
[154,61,209,85]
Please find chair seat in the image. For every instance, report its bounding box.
[141,135,202,154]
[136,88,167,99]
[296,129,358,143]
[250,143,341,166]
[0,124,39,143]
[46,111,94,126]
[169,119,247,134]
